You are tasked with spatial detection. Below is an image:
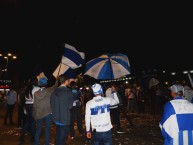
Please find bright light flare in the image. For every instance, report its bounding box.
[183,71,188,74]
[171,72,176,75]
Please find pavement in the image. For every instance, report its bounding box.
[0,104,164,145]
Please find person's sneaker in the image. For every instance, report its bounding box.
[16,127,22,130]
[117,129,126,134]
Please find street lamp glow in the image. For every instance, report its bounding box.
[190,70,193,73]
[183,71,188,74]
[4,56,8,59]
[13,56,17,59]
[0,53,2,56]
[8,53,12,56]
[163,70,166,73]
[171,72,176,75]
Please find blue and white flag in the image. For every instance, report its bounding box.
[53,44,85,78]
[61,44,85,68]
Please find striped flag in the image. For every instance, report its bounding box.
[53,44,85,78]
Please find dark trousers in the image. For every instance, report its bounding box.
[110,107,121,130]
[4,104,15,124]
[22,104,35,136]
[92,130,112,145]
[55,125,70,145]
[137,101,145,113]
[17,105,25,128]
[70,106,84,137]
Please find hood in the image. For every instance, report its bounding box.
[53,87,68,97]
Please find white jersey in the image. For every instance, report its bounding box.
[25,86,40,104]
[85,95,119,132]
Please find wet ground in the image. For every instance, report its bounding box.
[0,104,164,145]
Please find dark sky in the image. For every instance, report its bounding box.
[0,1,193,82]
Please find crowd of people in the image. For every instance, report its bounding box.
[1,74,193,145]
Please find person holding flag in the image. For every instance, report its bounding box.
[33,77,58,145]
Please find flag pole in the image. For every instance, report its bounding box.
[57,63,62,78]
[57,57,63,78]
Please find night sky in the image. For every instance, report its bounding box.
[0,1,193,83]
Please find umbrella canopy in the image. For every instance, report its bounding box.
[149,78,159,89]
[85,53,131,80]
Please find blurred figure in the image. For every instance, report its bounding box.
[182,81,193,103]
[50,74,74,145]
[17,87,26,129]
[154,84,165,114]
[33,77,58,145]
[160,84,193,145]
[149,85,156,114]
[134,83,145,114]
[19,77,40,145]
[69,81,84,139]
[125,85,135,113]
[4,88,17,125]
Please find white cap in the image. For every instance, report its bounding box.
[169,84,184,94]
[91,83,103,95]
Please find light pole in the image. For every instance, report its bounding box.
[0,52,17,86]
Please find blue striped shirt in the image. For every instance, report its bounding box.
[159,96,193,145]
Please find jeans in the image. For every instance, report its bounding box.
[17,105,25,128]
[92,130,112,145]
[55,125,70,145]
[34,114,52,145]
[70,106,84,137]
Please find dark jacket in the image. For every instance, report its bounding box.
[50,86,74,125]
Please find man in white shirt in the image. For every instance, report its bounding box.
[85,83,119,145]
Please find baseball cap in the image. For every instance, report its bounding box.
[38,77,47,86]
[91,83,103,95]
[169,84,184,94]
